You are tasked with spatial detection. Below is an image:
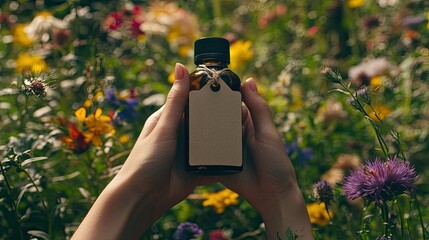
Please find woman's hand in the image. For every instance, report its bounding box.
[72,63,217,239]
[221,78,313,239]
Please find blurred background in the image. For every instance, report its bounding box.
[0,0,428,239]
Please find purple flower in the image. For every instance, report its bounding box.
[313,180,334,204]
[343,156,418,206]
[285,142,313,165]
[173,222,203,240]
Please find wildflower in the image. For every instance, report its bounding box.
[104,12,123,30]
[140,2,178,36]
[209,229,226,240]
[366,104,392,122]
[322,154,361,187]
[363,16,380,29]
[401,16,425,27]
[24,11,68,42]
[75,108,115,147]
[61,121,90,153]
[258,3,287,28]
[321,66,342,84]
[348,58,391,87]
[370,76,383,89]
[313,180,334,204]
[343,156,418,206]
[15,53,48,74]
[173,222,203,240]
[21,76,49,97]
[377,0,398,8]
[118,134,130,144]
[316,98,347,124]
[53,28,71,46]
[104,88,139,122]
[348,0,364,8]
[306,202,332,226]
[12,24,33,47]
[202,188,239,214]
[285,142,313,166]
[229,40,253,71]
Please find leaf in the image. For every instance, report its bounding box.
[16,183,34,209]
[327,88,351,96]
[21,157,48,167]
[27,230,49,240]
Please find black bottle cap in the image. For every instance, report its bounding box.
[194,37,230,65]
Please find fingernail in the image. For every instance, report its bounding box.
[246,78,257,92]
[174,63,185,80]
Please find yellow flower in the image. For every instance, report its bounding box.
[13,24,33,47]
[348,0,365,8]
[367,104,392,122]
[168,70,175,84]
[370,76,382,88]
[202,188,239,214]
[15,53,47,73]
[118,134,130,143]
[75,108,115,147]
[229,40,253,71]
[306,202,332,226]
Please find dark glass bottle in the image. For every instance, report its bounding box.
[185,37,242,175]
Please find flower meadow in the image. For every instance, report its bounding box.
[0,0,428,239]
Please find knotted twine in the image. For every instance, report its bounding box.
[195,65,228,88]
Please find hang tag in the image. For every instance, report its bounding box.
[189,80,242,167]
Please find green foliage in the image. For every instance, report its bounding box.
[1,0,428,239]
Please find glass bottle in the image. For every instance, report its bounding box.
[185,37,242,175]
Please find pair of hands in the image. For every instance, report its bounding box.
[72,63,312,239]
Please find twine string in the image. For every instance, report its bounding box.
[195,65,228,87]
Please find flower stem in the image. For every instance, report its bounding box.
[382,201,390,237]
[413,193,428,239]
[0,160,24,240]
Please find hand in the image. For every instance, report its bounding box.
[221,78,313,239]
[115,62,216,211]
[72,63,218,239]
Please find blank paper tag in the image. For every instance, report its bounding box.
[189,80,242,166]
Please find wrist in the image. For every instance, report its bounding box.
[260,185,314,240]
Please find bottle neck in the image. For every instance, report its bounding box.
[196,58,228,69]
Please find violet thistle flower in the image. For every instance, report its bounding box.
[356,86,371,105]
[343,156,418,207]
[173,222,203,240]
[313,180,334,205]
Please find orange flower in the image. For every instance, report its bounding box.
[75,108,115,146]
[62,122,90,153]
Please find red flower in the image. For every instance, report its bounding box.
[62,122,90,153]
[209,229,224,240]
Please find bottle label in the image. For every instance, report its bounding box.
[189,80,242,167]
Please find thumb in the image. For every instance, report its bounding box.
[155,63,190,132]
[242,78,279,140]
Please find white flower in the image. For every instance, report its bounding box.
[348,57,391,83]
[24,11,68,42]
[378,0,398,8]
